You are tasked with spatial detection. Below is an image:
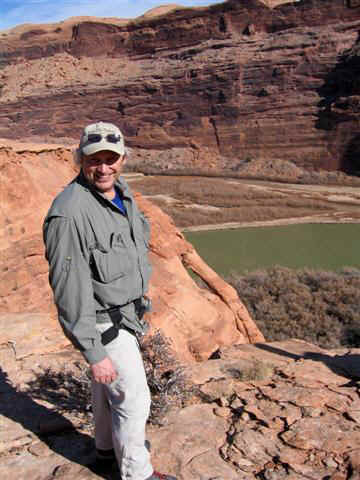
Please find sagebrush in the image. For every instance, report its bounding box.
[228,266,360,349]
[140,331,196,424]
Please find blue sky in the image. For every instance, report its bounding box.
[0,0,225,30]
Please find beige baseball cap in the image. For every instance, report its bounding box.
[79,121,125,156]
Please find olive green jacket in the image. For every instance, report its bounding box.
[43,173,151,364]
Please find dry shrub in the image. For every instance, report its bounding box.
[140,330,196,424]
[26,331,195,426]
[228,267,360,349]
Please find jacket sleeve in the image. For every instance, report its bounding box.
[43,215,108,365]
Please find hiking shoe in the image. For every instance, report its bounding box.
[95,448,116,462]
[146,472,177,480]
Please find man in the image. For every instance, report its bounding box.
[43,121,176,480]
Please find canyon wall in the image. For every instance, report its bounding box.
[0,0,359,173]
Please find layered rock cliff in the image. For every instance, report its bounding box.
[0,0,359,174]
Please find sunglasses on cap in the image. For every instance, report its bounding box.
[86,133,122,144]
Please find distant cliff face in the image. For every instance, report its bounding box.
[0,0,360,174]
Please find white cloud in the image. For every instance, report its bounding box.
[0,0,224,30]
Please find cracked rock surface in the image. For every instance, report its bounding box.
[0,337,359,479]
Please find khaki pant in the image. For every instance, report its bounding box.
[92,326,153,480]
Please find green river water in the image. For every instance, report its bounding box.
[184,223,360,275]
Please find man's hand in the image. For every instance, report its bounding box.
[91,357,118,384]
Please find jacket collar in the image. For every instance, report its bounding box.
[75,171,135,224]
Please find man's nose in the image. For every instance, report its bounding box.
[97,162,108,173]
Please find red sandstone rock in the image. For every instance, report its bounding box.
[0,144,263,364]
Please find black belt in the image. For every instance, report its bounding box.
[96,303,130,316]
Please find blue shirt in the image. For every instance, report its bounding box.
[112,187,127,215]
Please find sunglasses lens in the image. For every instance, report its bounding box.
[86,133,121,144]
[87,133,102,143]
[107,134,121,144]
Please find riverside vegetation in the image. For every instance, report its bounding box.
[130,174,360,228]
[132,174,360,350]
[228,266,360,350]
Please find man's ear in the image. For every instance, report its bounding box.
[122,154,127,166]
[73,148,82,167]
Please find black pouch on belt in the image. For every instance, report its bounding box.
[100,308,123,346]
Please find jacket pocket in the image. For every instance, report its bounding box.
[91,237,130,283]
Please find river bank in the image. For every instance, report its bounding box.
[182,213,360,232]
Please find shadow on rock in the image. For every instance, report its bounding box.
[0,367,115,479]
[316,35,360,128]
[254,343,360,383]
[316,34,360,173]
[342,133,360,175]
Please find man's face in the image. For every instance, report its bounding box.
[81,150,124,196]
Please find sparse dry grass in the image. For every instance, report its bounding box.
[224,359,274,382]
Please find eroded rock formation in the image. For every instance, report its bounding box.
[0,143,76,313]
[0,142,263,363]
[0,0,359,174]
